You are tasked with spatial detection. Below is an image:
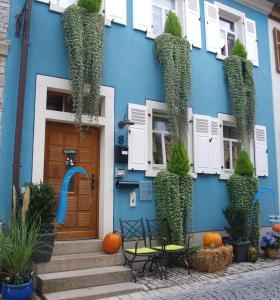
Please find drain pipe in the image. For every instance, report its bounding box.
[13,0,32,193]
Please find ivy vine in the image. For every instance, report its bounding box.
[224,40,256,142]
[62,4,104,124]
[154,12,191,141]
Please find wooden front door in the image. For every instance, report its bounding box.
[44,122,99,240]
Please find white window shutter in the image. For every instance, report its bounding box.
[128,104,148,171]
[204,2,219,53]
[254,125,268,176]
[133,0,152,32]
[185,0,201,48]
[209,118,221,174]
[105,0,127,26]
[193,114,210,174]
[245,18,259,66]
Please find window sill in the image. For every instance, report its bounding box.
[145,168,197,179]
[216,53,226,61]
[219,171,233,180]
[146,31,156,40]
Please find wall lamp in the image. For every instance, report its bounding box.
[118,115,135,128]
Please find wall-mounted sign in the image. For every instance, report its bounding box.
[140,181,153,201]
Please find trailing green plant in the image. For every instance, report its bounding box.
[164,11,182,38]
[155,171,183,244]
[62,1,104,125]
[234,150,254,177]
[249,200,260,251]
[231,39,247,59]
[155,143,192,244]
[224,40,255,142]
[154,12,191,140]
[222,206,249,242]
[26,182,57,233]
[226,151,259,248]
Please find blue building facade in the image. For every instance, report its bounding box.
[0,0,278,238]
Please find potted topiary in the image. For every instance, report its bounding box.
[223,206,250,262]
[26,182,57,263]
[0,189,40,300]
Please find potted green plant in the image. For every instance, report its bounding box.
[260,232,280,259]
[223,206,250,262]
[26,182,57,263]
[0,189,40,300]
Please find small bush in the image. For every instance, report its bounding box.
[167,141,190,177]
[223,206,249,241]
[77,0,102,12]
[164,11,182,37]
[234,150,255,177]
[232,39,247,59]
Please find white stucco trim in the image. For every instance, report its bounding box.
[32,74,114,238]
[269,19,280,213]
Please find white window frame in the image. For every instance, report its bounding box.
[218,113,254,180]
[214,1,245,60]
[145,100,196,178]
[146,0,184,39]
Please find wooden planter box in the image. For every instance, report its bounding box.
[188,245,233,273]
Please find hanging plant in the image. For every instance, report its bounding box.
[155,142,193,244]
[62,0,104,124]
[224,39,256,142]
[154,11,191,141]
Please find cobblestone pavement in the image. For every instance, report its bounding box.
[108,258,280,300]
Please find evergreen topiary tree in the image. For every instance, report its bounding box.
[168,141,190,177]
[164,11,182,38]
[232,39,247,59]
[77,0,102,12]
[234,150,254,177]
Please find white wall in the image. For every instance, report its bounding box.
[269,18,280,211]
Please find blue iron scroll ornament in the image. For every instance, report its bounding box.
[56,166,91,224]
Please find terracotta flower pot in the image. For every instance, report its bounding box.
[265,248,279,259]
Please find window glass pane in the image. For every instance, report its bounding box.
[220,30,226,56]
[64,95,74,113]
[224,141,230,169]
[164,135,173,164]
[47,94,63,111]
[232,142,241,169]
[220,18,235,32]
[227,33,236,56]
[153,116,169,131]
[153,133,164,164]
[223,126,230,139]
[152,0,175,10]
[153,5,163,36]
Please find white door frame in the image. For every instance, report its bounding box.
[32,75,114,238]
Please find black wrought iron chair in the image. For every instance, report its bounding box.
[146,218,191,275]
[119,218,165,282]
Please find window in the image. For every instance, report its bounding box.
[223,125,241,171]
[219,17,236,57]
[152,114,173,167]
[152,0,176,36]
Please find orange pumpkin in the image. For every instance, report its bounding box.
[103,231,122,254]
[272,224,280,232]
[203,232,222,248]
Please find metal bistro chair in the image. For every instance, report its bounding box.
[119,218,165,282]
[146,218,191,275]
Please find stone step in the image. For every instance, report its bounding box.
[34,252,123,274]
[42,282,143,300]
[36,266,132,294]
[53,239,103,256]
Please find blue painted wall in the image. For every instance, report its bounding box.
[0,0,278,233]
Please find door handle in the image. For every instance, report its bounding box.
[91,175,96,190]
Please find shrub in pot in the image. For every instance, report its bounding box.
[26,182,57,263]
[223,206,250,262]
[0,190,40,300]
